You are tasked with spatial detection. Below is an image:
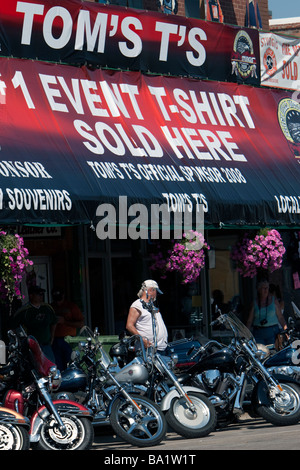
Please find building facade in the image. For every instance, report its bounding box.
[0,0,299,345]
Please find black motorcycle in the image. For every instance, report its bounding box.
[0,327,94,450]
[178,312,300,427]
[55,327,167,447]
[0,406,30,450]
[259,302,300,383]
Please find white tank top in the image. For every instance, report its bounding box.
[130,299,168,351]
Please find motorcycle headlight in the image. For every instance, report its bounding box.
[255,344,271,361]
[49,365,62,390]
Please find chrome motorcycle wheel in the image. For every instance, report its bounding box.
[0,424,30,450]
[256,382,300,426]
[165,392,217,438]
[110,394,167,447]
[36,415,94,450]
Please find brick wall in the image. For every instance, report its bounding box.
[270,20,300,38]
[86,0,271,30]
[144,0,270,28]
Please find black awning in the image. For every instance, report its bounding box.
[0,57,299,229]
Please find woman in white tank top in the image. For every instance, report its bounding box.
[126,280,168,351]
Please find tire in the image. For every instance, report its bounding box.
[0,423,30,450]
[256,382,300,426]
[165,392,217,438]
[110,394,167,447]
[35,415,94,450]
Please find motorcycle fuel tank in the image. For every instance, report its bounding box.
[3,390,24,415]
[264,347,296,367]
[195,348,236,373]
[114,357,149,384]
[60,367,88,391]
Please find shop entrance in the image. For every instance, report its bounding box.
[87,236,146,335]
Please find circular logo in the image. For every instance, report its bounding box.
[278,98,300,144]
[231,30,257,79]
[263,47,277,76]
[278,98,300,159]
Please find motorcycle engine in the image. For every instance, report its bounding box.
[192,370,237,407]
[202,370,221,388]
[194,369,221,390]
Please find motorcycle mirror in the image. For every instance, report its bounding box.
[171,353,178,365]
[71,350,80,361]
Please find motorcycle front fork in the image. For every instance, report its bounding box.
[232,372,248,415]
[36,377,67,435]
[156,355,197,413]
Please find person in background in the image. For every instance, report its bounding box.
[246,279,288,345]
[269,284,284,314]
[211,289,229,318]
[12,285,57,362]
[126,279,168,353]
[51,287,84,371]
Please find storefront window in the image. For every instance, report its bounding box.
[185,0,202,18]
[108,0,144,8]
[208,232,241,340]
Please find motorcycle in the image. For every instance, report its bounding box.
[259,302,300,383]
[0,406,30,450]
[109,302,217,439]
[178,311,300,427]
[111,334,202,370]
[112,333,217,439]
[0,327,94,450]
[55,327,167,448]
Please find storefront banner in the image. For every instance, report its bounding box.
[0,57,299,228]
[260,32,300,91]
[0,0,260,85]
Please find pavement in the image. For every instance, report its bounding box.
[89,412,300,455]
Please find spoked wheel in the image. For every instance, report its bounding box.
[0,423,30,450]
[110,394,167,447]
[256,382,300,426]
[165,392,217,438]
[34,414,94,450]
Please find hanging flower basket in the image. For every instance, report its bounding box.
[230,228,285,279]
[0,230,33,304]
[150,230,210,284]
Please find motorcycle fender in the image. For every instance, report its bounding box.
[254,376,299,407]
[52,400,93,418]
[30,407,51,442]
[30,401,93,443]
[0,407,30,427]
[269,374,300,386]
[160,386,207,412]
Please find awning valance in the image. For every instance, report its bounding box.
[0,57,299,228]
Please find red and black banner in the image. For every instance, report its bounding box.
[0,0,260,85]
[0,57,299,227]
